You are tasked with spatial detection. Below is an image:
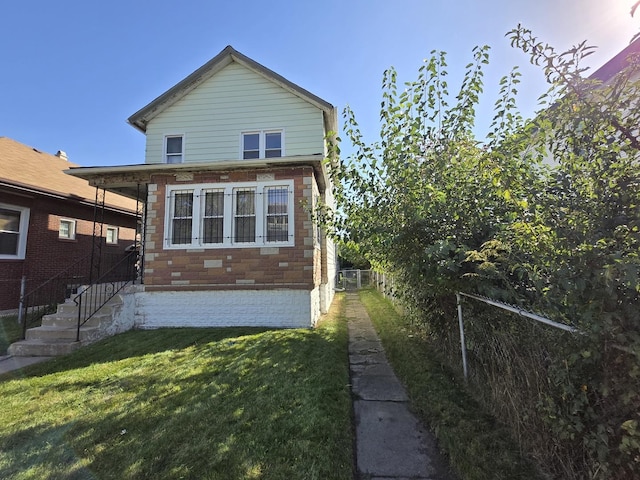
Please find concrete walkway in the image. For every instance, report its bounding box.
[0,354,53,375]
[346,292,457,480]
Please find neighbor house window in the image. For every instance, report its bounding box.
[165,135,184,164]
[164,180,294,248]
[0,204,30,259]
[242,130,283,159]
[106,226,119,244]
[59,219,76,240]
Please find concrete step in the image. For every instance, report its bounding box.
[26,325,101,342]
[41,311,114,329]
[56,300,120,315]
[8,339,82,357]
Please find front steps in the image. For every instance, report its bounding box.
[8,288,127,357]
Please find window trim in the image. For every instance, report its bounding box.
[164,180,294,249]
[164,134,185,164]
[0,203,30,260]
[58,218,77,241]
[105,226,119,245]
[240,129,284,159]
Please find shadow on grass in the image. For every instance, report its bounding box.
[0,314,353,480]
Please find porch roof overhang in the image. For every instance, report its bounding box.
[65,154,330,201]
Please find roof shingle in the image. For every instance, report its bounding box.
[0,137,137,213]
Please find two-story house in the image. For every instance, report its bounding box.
[68,46,337,328]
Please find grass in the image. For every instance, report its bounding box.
[358,288,543,480]
[0,314,22,355]
[0,294,353,480]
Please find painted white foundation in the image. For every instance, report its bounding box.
[133,289,319,329]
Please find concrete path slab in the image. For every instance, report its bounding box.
[346,292,457,480]
[0,355,53,375]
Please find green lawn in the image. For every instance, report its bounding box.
[0,294,353,480]
[358,288,542,480]
[0,314,22,355]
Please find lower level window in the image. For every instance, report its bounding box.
[0,204,30,259]
[165,181,294,248]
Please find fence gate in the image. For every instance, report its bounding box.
[337,270,372,291]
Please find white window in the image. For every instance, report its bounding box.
[266,187,289,242]
[242,130,283,159]
[233,188,256,243]
[59,219,76,240]
[202,189,225,244]
[164,180,294,249]
[106,226,119,244]
[169,190,193,244]
[165,135,184,164]
[0,204,30,259]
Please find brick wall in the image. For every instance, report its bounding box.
[142,166,319,291]
[0,191,137,311]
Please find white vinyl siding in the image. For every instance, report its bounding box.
[144,63,325,164]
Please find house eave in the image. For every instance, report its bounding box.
[65,155,329,200]
[0,179,138,216]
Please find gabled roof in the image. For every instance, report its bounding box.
[590,36,640,83]
[0,137,138,213]
[128,45,337,134]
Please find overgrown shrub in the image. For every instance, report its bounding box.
[325,25,640,478]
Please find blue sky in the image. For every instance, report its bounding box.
[1,0,637,166]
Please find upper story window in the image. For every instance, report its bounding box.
[164,180,294,249]
[0,204,30,259]
[59,218,77,240]
[242,130,283,159]
[165,135,184,164]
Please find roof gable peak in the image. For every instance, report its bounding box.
[128,45,334,133]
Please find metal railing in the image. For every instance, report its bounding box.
[17,254,94,339]
[17,252,134,340]
[74,251,138,341]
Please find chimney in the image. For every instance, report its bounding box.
[55,150,68,161]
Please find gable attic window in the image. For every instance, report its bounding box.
[0,204,30,259]
[165,135,184,164]
[242,130,283,159]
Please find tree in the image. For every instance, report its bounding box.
[324,26,640,478]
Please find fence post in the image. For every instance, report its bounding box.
[17,276,26,325]
[456,292,469,381]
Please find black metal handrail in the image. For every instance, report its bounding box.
[18,253,94,340]
[74,251,138,341]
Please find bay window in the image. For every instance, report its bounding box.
[164,180,294,248]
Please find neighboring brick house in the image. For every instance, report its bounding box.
[0,137,139,311]
[68,46,337,328]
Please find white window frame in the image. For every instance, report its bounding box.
[164,180,294,249]
[240,129,284,159]
[106,226,119,244]
[58,218,77,240]
[164,134,184,164]
[0,203,30,260]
